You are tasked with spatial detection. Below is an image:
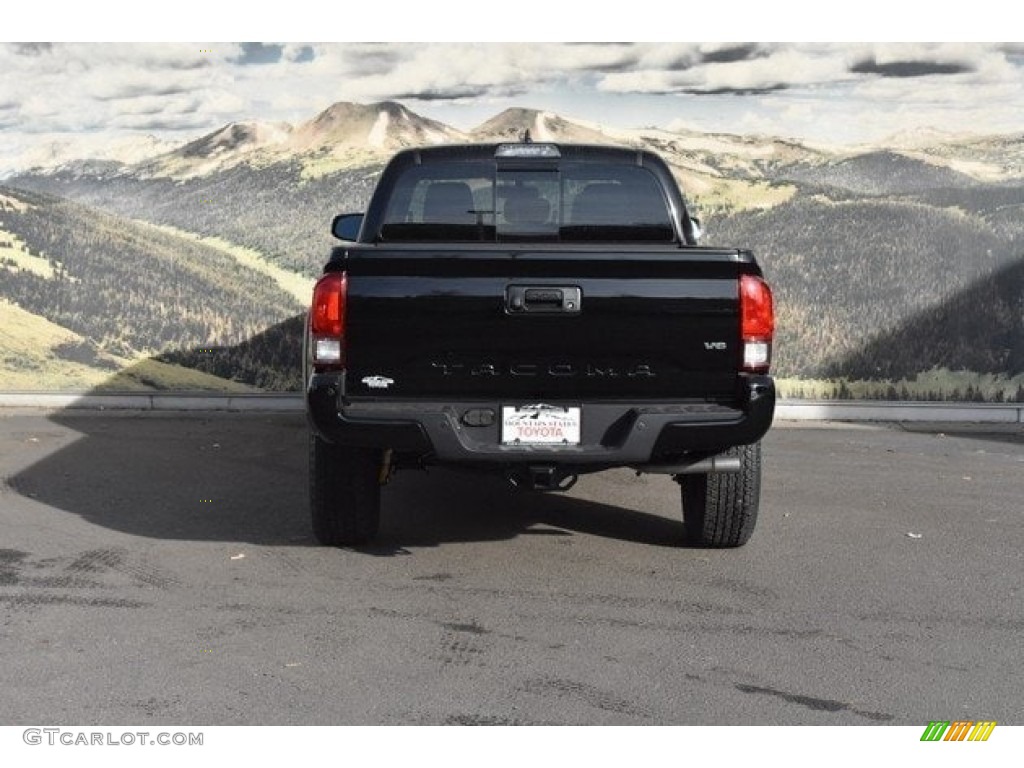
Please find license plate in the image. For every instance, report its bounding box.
[501,404,581,446]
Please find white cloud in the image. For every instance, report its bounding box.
[600,48,851,94]
[0,43,248,136]
[0,41,1022,175]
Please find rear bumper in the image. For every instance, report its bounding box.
[307,373,774,468]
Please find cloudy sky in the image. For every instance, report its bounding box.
[1,40,1022,175]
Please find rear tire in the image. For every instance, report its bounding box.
[309,435,381,547]
[679,442,761,548]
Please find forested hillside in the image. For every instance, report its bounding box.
[826,256,1024,384]
[0,185,303,390]
[707,187,1023,381]
[777,151,978,195]
[13,161,380,276]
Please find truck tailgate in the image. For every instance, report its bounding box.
[342,247,749,402]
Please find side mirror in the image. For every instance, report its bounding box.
[331,213,363,241]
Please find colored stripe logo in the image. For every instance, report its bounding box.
[920,721,996,742]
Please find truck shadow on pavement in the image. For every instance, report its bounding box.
[374,470,685,554]
[10,411,686,551]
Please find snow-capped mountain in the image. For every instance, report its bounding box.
[12,100,1024,190]
[9,133,179,175]
[177,121,293,159]
[137,121,293,179]
[470,108,613,145]
[290,100,467,153]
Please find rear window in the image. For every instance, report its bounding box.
[379,161,675,243]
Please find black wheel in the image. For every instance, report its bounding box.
[309,434,381,547]
[679,442,762,548]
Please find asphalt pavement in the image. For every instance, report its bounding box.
[0,410,1021,725]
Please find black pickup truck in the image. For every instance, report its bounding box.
[305,142,775,548]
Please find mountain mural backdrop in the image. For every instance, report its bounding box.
[2,100,1022,400]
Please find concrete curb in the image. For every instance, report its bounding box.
[0,394,1021,423]
[775,401,1023,424]
[0,393,304,411]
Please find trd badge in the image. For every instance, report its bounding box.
[361,375,395,390]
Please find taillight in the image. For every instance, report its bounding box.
[740,274,774,373]
[310,271,347,367]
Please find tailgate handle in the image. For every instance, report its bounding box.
[507,286,581,314]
